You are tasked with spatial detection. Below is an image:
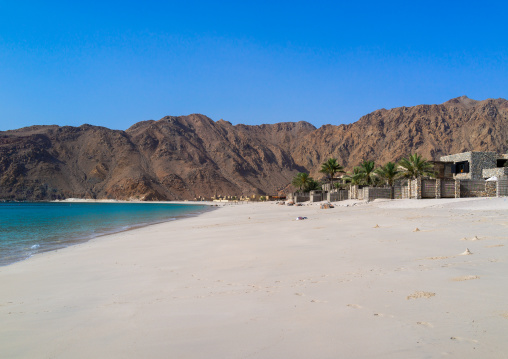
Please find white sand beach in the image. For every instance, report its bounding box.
[1,197,508,358]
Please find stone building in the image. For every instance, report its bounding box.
[439,151,508,180]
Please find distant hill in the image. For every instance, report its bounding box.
[1,96,507,201]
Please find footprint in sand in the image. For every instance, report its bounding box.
[347,304,362,309]
[449,336,479,343]
[426,256,450,260]
[406,291,436,300]
[416,321,433,327]
[452,275,480,281]
[462,236,482,241]
[373,313,394,318]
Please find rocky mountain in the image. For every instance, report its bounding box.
[294,96,508,178]
[1,96,507,201]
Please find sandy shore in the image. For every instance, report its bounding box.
[1,197,508,358]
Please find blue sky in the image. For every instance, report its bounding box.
[1,1,507,131]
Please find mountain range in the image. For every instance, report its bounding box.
[1,96,507,201]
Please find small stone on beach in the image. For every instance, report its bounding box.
[320,203,334,209]
[460,248,473,255]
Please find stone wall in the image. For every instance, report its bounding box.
[321,183,332,192]
[486,182,497,197]
[293,193,310,203]
[393,179,409,199]
[498,178,508,197]
[348,186,393,201]
[310,191,323,202]
[393,185,408,199]
[435,179,441,199]
[349,185,359,200]
[459,180,496,197]
[297,176,505,203]
[365,187,392,201]
[440,179,456,198]
[482,167,508,178]
[327,190,348,202]
[470,152,498,179]
[409,179,421,199]
[356,187,365,200]
[421,179,437,198]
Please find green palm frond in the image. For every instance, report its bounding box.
[375,161,401,186]
[359,160,376,186]
[292,172,320,192]
[319,158,344,186]
[343,166,364,185]
[398,154,435,179]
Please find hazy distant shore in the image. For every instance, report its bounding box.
[1,197,507,358]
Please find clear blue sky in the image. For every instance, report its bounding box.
[1,1,507,131]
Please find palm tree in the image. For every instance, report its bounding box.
[372,174,384,187]
[306,178,321,192]
[291,172,310,192]
[333,180,347,190]
[344,166,364,185]
[292,172,320,192]
[359,160,376,186]
[375,162,401,186]
[319,158,344,187]
[398,154,435,179]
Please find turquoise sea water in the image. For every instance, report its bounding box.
[0,202,210,266]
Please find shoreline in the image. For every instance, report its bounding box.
[52,198,219,205]
[1,198,507,358]
[0,201,217,267]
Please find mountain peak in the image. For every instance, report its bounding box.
[442,95,478,108]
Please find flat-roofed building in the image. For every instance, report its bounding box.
[439,151,508,179]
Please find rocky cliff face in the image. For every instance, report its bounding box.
[1,96,507,201]
[293,96,508,178]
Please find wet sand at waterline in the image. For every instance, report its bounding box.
[1,197,508,358]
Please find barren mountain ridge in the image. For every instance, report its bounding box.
[1,96,507,200]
